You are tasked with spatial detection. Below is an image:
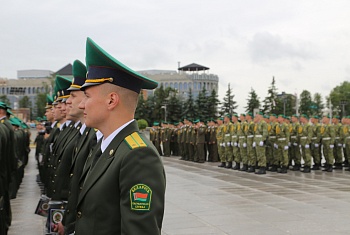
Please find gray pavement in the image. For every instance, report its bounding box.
[8,147,350,235]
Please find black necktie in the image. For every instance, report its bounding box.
[90,147,102,170]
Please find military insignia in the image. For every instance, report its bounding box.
[130,184,152,211]
[276,125,281,135]
[254,124,257,132]
[320,126,325,135]
[298,126,303,134]
[124,132,147,149]
[267,124,271,132]
[343,126,348,134]
[109,149,114,156]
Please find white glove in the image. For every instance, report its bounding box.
[288,142,291,147]
[338,144,342,147]
[220,143,223,147]
[284,146,289,150]
[314,143,319,148]
[243,143,247,148]
[234,142,238,147]
[293,143,298,146]
[252,142,256,148]
[305,144,310,149]
[226,142,231,147]
[330,144,334,149]
[259,141,264,147]
[274,143,278,149]
[343,144,346,148]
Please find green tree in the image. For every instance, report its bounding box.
[19,95,31,108]
[262,77,278,114]
[36,93,47,119]
[245,88,260,113]
[207,89,220,119]
[135,93,148,121]
[167,91,183,123]
[0,95,10,105]
[195,86,209,121]
[313,93,324,116]
[299,90,313,116]
[329,81,350,117]
[220,83,237,115]
[182,88,196,120]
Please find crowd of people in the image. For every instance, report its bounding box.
[0,102,31,235]
[150,112,350,174]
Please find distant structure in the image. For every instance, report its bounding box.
[0,64,72,120]
[138,63,219,99]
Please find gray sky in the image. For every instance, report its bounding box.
[1,0,350,113]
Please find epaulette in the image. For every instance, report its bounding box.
[124,132,147,150]
[1,120,4,123]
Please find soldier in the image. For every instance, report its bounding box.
[238,114,248,171]
[246,113,256,173]
[290,114,302,170]
[161,122,171,157]
[191,120,198,162]
[176,122,183,158]
[222,114,233,168]
[254,112,268,174]
[276,115,290,173]
[299,114,313,173]
[208,119,218,162]
[231,114,241,170]
[196,120,206,163]
[216,117,225,167]
[180,119,188,160]
[321,115,335,172]
[153,122,163,156]
[310,116,322,170]
[342,117,350,170]
[149,122,157,146]
[267,114,279,172]
[74,37,165,234]
[332,116,344,169]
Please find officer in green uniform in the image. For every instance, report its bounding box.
[276,115,290,173]
[191,120,198,161]
[176,122,183,157]
[290,114,301,170]
[310,116,322,170]
[153,122,163,156]
[231,114,241,170]
[222,114,233,168]
[238,114,248,171]
[332,116,343,169]
[321,115,335,172]
[254,112,268,174]
[217,117,225,167]
[74,38,165,235]
[299,114,313,173]
[246,113,256,173]
[208,119,218,162]
[187,119,194,161]
[196,120,206,163]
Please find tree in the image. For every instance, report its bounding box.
[262,77,278,114]
[0,95,10,105]
[19,96,31,108]
[182,88,196,120]
[313,93,324,117]
[167,91,183,123]
[207,89,220,119]
[135,93,148,121]
[36,93,47,119]
[245,88,260,113]
[299,90,313,116]
[220,83,237,115]
[195,86,210,121]
[329,81,350,117]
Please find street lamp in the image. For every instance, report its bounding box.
[161,105,167,122]
[340,100,347,118]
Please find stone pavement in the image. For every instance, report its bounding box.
[8,148,350,235]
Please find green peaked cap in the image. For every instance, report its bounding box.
[45,94,54,109]
[55,75,72,101]
[68,60,87,91]
[81,37,158,93]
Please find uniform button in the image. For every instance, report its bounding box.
[54,167,56,170]
[53,190,55,193]
[51,180,54,183]
[66,209,70,213]
[77,211,82,218]
[79,186,83,190]
[70,173,73,177]
[54,174,57,177]
[58,160,61,163]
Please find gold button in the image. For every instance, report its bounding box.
[70,173,73,177]
[77,211,82,218]
[109,149,114,155]
[58,160,61,163]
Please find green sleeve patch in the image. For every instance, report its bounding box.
[130,184,152,211]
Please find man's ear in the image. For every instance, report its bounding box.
[107,92,119,110]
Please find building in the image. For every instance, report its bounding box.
[138,63,219,99]
[0,64,73,120]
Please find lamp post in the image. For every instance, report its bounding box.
[161,105,167,122]
[340,100,347,118]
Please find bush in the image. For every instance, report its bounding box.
[137,119,148,130]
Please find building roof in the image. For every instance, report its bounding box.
[178,63,209,71]
[55,63,73,76]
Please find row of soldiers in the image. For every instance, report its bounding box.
[36,60,101,234]
[0,102,31,235]
[149,112,350,174]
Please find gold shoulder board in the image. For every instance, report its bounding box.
[124,132,147,150]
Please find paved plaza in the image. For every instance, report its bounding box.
[8,148,350,235]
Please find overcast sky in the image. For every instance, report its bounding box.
[1,0,350,113]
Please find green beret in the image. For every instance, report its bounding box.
[153,122,159,126]
[240,113,246,117]
[246,112,253,117]
[292,114,299,118]
[224,113,231,119]
[264,114,270,119]
[301,114,308,119]
[81,37,158,93]
[313,115,320,119]
[271,114,277,117]
[232,113,239,118]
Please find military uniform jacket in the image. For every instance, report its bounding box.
[75,120,166,235]
[196,125,206,144]
[298,124,313,146]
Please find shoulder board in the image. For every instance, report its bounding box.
[124,132,147,150]
[1,119,4,123]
